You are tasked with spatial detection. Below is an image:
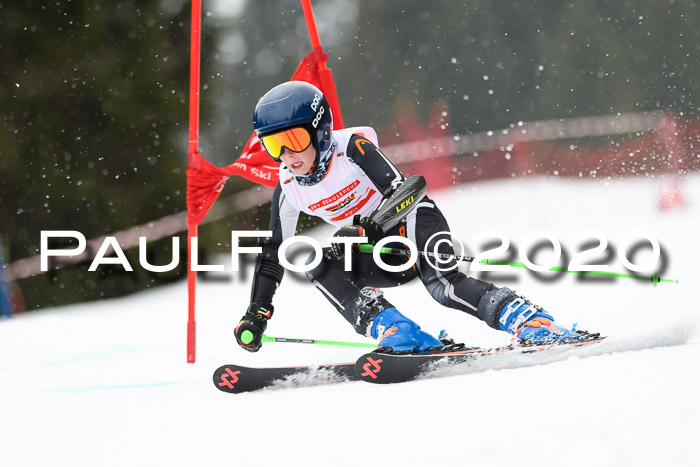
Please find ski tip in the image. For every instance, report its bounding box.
[213,365,246,394]
[355,352,394,384]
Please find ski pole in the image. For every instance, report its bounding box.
[359,243,476,263]
[359,244,678,286]
[479,259,678,287]
[262,334,377,349]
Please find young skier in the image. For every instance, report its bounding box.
[234,81,580,354]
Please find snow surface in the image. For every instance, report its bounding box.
[2,174,699,467]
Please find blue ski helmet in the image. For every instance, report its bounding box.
[253,81,333,161]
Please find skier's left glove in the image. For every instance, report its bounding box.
[331,216,383,258]
[235,303,274,352]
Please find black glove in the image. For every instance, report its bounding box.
[331,216,383,258]
[234,303,274,352]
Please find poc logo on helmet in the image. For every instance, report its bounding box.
[310,94,321,111]
[312,106,325,128]
[310,94,325,129]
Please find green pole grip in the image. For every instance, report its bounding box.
[359,244,396,255]
[359,244,374,254]
[359,244,412,256]
[240,330,255,344]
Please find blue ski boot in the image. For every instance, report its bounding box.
[369,307,443,353]
[499,297,579,344]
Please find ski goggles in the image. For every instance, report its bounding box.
[260,127,312,160]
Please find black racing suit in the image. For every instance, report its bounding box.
[249,135,508,338]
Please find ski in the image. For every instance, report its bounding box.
[213,361,358,394]
[355,332,605,384]
[213,324,693,392]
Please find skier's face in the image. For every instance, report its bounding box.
[280,143,317,175]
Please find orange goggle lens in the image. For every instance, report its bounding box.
[261,127,312,160]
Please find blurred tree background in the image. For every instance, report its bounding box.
[1,0,698,310]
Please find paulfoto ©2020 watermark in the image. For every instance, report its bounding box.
[39,229,666,275]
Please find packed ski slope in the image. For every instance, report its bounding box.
[1,174,699,467]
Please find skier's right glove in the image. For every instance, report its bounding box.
[235,303,274,352]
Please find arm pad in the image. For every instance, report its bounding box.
[369,175,427,232]
[249,253,285,304]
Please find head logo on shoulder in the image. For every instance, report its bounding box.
[355,138,371,156]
